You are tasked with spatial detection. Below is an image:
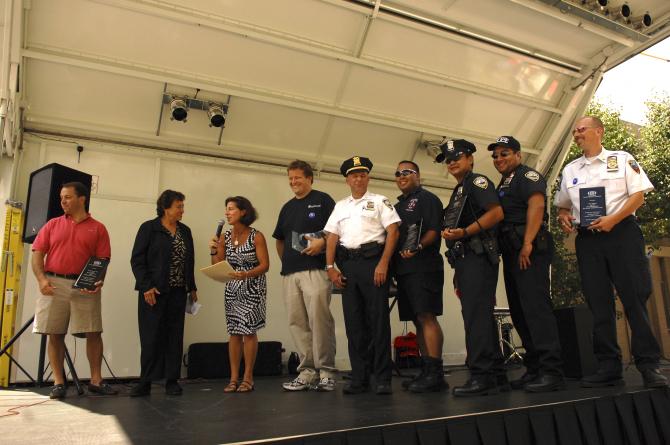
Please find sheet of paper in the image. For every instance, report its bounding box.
[185,295,202,315]
[200,260,236,283]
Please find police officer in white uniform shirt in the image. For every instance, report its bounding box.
[555,116,668,389]
[325,156,401,395]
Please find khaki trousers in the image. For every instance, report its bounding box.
[282,269,336,380]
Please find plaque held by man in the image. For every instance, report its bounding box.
[579,187,606,227]
[399,219,423,252]
[442,194,467,230]
[73,256,110,291]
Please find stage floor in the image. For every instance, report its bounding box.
[0,367,667,445]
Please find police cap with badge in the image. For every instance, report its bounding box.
[340,156,373,176]
[435,139,476,163]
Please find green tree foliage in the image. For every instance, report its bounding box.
[636,96,670,245]
[549,97,670,307]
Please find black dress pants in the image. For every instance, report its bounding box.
[575,217,660,372]
[340,256,392,385]
[501,235,563,376]
[454,252,499,377]
[138,286,188,382]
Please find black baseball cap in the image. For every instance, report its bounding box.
[487,135,521,151]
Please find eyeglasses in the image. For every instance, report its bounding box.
[395,169,417,177]
[491,151,514,160]
[572,126,596,134]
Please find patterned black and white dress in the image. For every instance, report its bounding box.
[224,228,267,335]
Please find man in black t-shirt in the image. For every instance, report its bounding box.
[273,160,337,392]
[393,160,447,393]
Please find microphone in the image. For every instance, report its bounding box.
[215,219,224,239]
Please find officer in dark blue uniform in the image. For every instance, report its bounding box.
[489,136,565,392]
[438,139,505,396]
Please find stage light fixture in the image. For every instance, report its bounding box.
[170,97,188,122]
[582,0,608,12]
[631,12,652,28]
[207,103,226,128]
[614,3,631,22]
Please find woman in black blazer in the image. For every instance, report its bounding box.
[130,189,197,396]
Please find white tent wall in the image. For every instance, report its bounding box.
[10,136,509,380]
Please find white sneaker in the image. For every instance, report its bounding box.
[282,377,310,391]
[315,377,336,392]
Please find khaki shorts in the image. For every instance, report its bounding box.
[32,275,103,336]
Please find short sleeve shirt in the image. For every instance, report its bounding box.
[497,164,548,225]
[32,214,111,275]
[324,191,401,249]
[272,190,335,275]
[445,171,500,229]
[554,148,653,225]
[393,187,444,274]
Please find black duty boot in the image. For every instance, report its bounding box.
[525,374,566,393]
[402,358,426,390]
[452,375,499,397]
[409,357,448,393]
[510,372,539,390]
[497,374,511,392]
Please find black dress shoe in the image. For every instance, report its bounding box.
[130,382,151,397]
[510,372,539,390]
[496,374,511,392]
[641,368,669,388]
[581,370,624,388]
[375,383,392,395]
[165,380,183,396]
[452,377,499,397]
[525,374,566,393]
[343,382,369,395]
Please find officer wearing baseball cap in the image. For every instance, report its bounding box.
[325,156,401,395]
[489,135,565,392]
[439,139,505,396]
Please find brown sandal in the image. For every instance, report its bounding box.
[224,380,239,393]
[236,381,254,393]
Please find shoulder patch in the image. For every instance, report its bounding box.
[382,198,394,210]
[473,176,488,190]
[628,159,640,174]
[525,171,540,182]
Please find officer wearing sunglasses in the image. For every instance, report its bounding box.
[489,135,564,393]
[392,161,446,393]
[438,139,505,396]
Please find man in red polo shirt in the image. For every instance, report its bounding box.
[31,181,117,399]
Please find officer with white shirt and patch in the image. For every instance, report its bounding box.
[555,116,668,389]
[325,156,401,395]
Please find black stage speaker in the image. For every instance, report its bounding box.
[554,306,598,378]
[23,163,92,243]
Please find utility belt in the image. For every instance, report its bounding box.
[498,223,550,253]
[445,233,499,268]
[336,241,384,262]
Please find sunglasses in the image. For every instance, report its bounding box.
[491,150,515,160]
[572,126,596,134]
[445,153,466,164]
[395,169,417,177]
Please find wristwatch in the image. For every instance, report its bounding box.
[325,264,335,270]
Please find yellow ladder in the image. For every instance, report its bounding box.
[0,201,24,387]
